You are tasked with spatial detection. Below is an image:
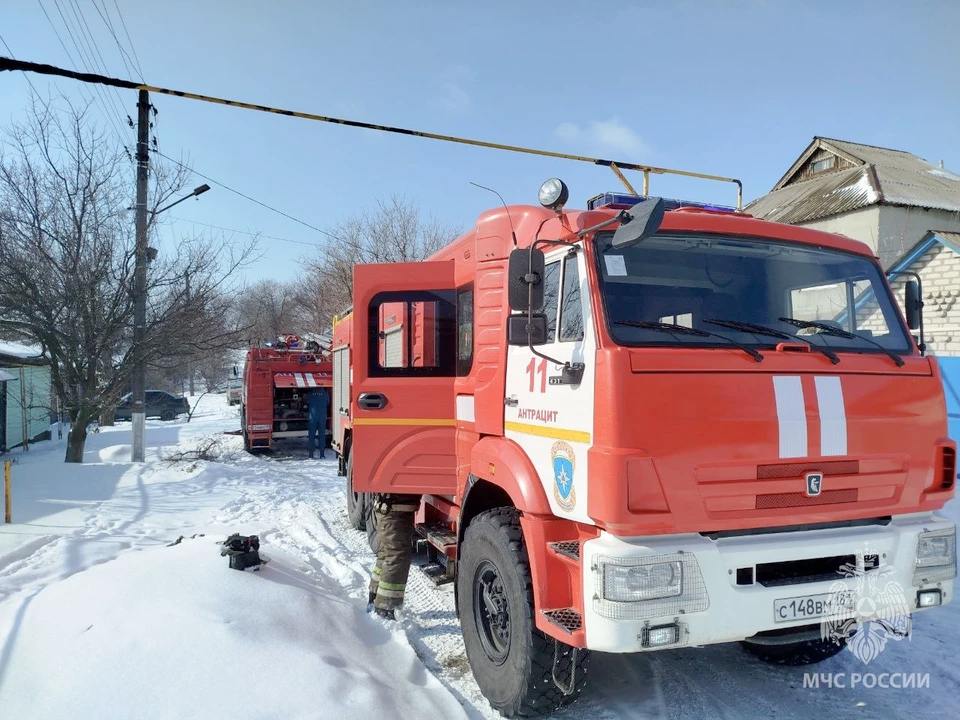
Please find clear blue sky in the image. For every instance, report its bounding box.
[1,1,958,281]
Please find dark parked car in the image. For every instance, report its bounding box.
[114,391,190,421]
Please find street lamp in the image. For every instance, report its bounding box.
[130,177,212,463]
[152,184,211,218]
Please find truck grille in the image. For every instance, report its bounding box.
[756,489,858,509]
[757,460,859,479]
[754,554,875,587]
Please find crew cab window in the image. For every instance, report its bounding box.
[369,291,456,376]
[457,286,473,375]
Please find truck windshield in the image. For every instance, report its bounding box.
[594,232,911,354]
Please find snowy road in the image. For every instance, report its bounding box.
[0,394,957,719]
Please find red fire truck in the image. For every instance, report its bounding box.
[332,180,956,716]
[241,336,332,452]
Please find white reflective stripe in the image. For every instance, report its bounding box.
[305,373,317,388]
[295,373,306,388]
[773,376,807,459]
[815,376,847,456]
[456,395,475,422]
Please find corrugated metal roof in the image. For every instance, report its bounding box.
[745,165,879,224]
[748,137,960,224]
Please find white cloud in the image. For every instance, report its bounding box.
[553,117,650,158]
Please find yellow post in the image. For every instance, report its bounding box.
[3,460,10,523]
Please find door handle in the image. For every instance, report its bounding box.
[358,392,387,410]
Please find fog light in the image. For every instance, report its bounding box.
[917,589,942,608]
[642,623,680,648]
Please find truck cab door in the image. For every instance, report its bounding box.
[504,248,596,524]
[350,260,458,495]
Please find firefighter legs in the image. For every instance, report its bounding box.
[307,421,324,458]
[368,494,421,618]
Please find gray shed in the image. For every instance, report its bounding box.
[0,342,52,452]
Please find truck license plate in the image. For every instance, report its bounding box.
[774,591,855,623]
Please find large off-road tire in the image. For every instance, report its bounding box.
[345,450,367,531]
[458,508,590,717]
[741,636,846,665]
[365,496,381,554]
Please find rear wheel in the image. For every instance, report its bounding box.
[241,407,252,453]
[160,409,175,421]
[457,508,589,717]
[741,636,847,665]
[345,449,367,530]
[365,497,381,554]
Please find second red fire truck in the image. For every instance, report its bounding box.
[332,179,956,716]
[241,335,332,452]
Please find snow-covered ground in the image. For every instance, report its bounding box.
[0,393,957,719]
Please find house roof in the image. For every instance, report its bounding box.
[747,137,960,224]
[0,340,48,367]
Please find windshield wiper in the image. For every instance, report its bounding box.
[613,319,764,362]
[778,317,905,368]
[705,318,840,365]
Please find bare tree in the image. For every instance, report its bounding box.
[303,196,458,329]
[231,278,305,345]
[0,98,253,462]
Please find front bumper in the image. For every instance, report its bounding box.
[581,513,955,653]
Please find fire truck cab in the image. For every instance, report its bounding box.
[332,180,956,716]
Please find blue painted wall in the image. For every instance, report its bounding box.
[939,357,960,443]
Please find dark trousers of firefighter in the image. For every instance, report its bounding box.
[307,420,325,457]
[369,494,421,611]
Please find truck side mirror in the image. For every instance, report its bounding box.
[611,197,665,248]
[508,247,545,312]
[507,313,547,346]
[905,280,922,330]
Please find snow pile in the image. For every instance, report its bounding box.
[0,340,44,359]
[0,539,465,720]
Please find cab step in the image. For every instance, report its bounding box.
[543,608,583,634]
[415,523,457,558]
[419,561,455,586]
[548,541,581,562]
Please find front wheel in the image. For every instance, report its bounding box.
[741,636,847,665]
[457,508,589,717]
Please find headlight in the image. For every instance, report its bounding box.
[914,527,956,584]
[916,528,956,567]
[602,560,682,602]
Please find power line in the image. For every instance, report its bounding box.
[0,34,40,96]
[37,0,128,148]
[90,0,141,82]
[111,0,144,80]
[0,55,744,206]
[51,0,124,127]
[66,0,128,114]
[164,214,324,248]
[152,149,339,241]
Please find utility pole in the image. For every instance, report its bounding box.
[185,270,194,395]
[131,88,149,463]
